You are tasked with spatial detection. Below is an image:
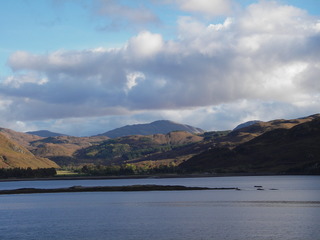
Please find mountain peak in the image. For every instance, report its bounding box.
[233,120,261,131]
[97,120,205,138]
[26,130,68,138]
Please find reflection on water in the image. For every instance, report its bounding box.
[0,176,319,240]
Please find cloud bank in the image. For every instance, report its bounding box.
[0,0,319,135]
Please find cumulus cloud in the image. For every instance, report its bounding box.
[126,31,164,59]
[0,0,320,135]
[125,71,146,93]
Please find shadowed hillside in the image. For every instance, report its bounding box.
[180,116,320,174]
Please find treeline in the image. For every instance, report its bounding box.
[79,163,180,176]
[0,167,57,179]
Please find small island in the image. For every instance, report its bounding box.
[0,185,239,195]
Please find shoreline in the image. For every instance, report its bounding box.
[0,172,294,182]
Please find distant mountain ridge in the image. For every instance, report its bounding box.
[26,130,67,137]
[97,120,205,138]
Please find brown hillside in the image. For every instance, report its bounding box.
[0,128,43,149]
[30,136,109,158]
[0,133,59,169]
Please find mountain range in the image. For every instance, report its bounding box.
[0,120,204,168]
[0,115,319,174]
[25,120,205,138]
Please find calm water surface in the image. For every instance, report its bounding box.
[0,175,319,240]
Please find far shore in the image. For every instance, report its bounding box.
[0,172,292,182]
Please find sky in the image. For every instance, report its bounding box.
[0,0,320,136]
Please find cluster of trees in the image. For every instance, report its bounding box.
[0,167,57,178]
[79,163,180,176]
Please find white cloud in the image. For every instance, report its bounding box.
[208,17,233,31]
[125,71,145,92]
[238,1,311,34]
[127,31,164,59]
